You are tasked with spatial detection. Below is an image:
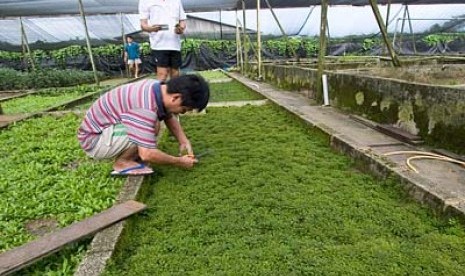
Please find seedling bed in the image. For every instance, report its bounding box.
[209,81,265,102]
[104,104,465,275]
[196,70,230,81]
[0,113,125,275]
[0,85,104,115]
[0,91,31,101]
[350,65,465,86]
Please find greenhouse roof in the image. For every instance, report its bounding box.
[2,0,465,17]
[1,1,464,51]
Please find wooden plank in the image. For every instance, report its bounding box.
[375,124,424,145]
[349,114,378,129]
[367,142,405,148]
[0,200,146,275]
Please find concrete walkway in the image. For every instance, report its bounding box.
[229,72,465,219]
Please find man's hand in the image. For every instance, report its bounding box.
[179,141,193,156]
[175,24,185,34]
[178,155,198,168]
[148,25,162,32]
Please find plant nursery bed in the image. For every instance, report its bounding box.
[0,113,125,275]
[0,85,103,115]
[208,80,265,102]
[104,104,465,275]
[196,70,229,81]
[351,64,465,86]
[0,91,29,101]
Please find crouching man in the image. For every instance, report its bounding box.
[77,74,209,176]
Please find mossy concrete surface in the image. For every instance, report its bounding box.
[229,72,465,223]
[251,64,465,154]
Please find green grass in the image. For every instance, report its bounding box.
[0,114,124,275]
[104,104,465,275]
[1,86,101,114]
[196,70,229,80]
[209,81,265,102]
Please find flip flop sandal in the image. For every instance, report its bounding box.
[110,163,153,176]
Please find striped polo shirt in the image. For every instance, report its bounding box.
[77,79,167,152]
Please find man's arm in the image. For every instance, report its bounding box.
[138,146,196,168]
[175,20,186,34]
[179,20,186,30]
[164,115,192,155]
[140,19,162,33]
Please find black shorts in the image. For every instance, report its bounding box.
[151,50,182,69]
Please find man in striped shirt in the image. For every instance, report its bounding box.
[77,74,209,176]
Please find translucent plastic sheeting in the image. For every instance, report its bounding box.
[0,0,239,17]
[2,0,465,17]
[243,0,465,10]
[0,14,141,50]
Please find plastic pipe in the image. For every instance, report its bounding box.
[322,74,330,106]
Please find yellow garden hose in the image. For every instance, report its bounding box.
[383,151,465,173]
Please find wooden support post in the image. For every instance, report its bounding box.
[78,0,100,86]
[219,9,223,40]
[235,10,244,70]
[264,0,297,59]
[19,17,36,71]
[316,0,329,102]
[399,5,408,53]
[405,5,417,55]
[368,0,401,67]
[121,13,128,78]
[0,200,146,275]
[385,0,392,29]
[382,0,392,55]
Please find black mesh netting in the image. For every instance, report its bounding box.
[2,40,465,74]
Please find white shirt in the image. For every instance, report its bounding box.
[139,0,186,51]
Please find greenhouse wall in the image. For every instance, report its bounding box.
[254,64,465,153]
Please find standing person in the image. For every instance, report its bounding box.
[139,0,187,82]
[77,74,210,176]
[123,35,142,78]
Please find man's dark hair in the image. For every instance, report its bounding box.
[166,74,210,111]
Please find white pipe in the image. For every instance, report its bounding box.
[322,74,330,106]
[256,0,262,80]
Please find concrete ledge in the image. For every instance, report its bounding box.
[330,133,465,220]
[207,99,268,107]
